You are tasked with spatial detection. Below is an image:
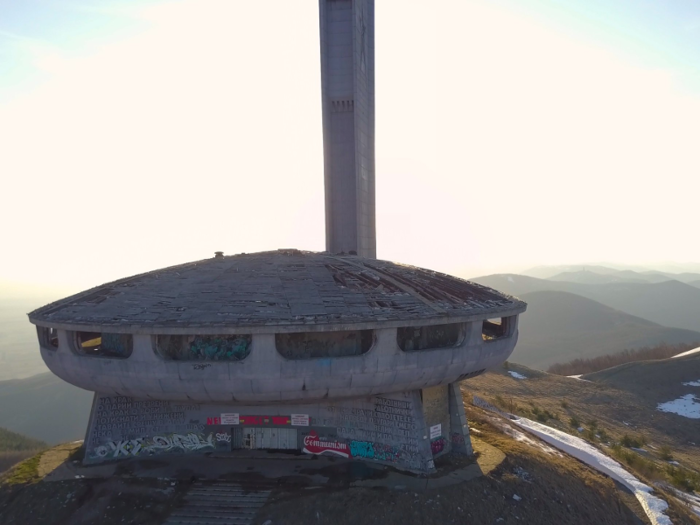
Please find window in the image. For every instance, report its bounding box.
[37,326,58,350]
[482,317,511,341]
[73,332,133,358]
[155,335,252,361]
[397,323,464,351]
[276,330,373,360]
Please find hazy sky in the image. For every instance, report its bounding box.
[2,0,700,293]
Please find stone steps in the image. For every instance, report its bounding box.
[163,482,273,525]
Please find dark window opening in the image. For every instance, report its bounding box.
[37,326,59,349]
[276,330,373,360]
[397,323,463,351]
[74,332,132,358]
[155,335,252,361]
[482,318,509,341]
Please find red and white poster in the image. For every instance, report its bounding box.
[302,431,350,458]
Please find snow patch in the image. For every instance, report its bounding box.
[672,346,700,359]
[657,394,700,419]
[682,380,700,387]
[514,417,672,525]
[508,371,527,380]
[567,374,591,382]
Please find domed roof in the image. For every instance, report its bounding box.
[29,250,526,333]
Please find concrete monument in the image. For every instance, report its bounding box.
[28,1,526,474]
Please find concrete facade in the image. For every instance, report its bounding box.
[320,0,376,258]
[82,385,472,473]
[36,318,519,404]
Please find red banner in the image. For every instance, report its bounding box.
[302,431,350,458]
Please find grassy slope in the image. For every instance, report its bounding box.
[509,290,700,369]
[473,274,700,332]
[462,360,700,479]
[0,428,47,476]
[0,373,93,445]
[584,353,700,403]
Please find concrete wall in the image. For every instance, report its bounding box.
[39,319,519,403]
[84,389,441,473]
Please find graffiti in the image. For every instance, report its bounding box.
[216,432,231,443]
[189,335,251,361]
[350,440,375,459]
[431,437,445,455]
[91,433,214,459]
[150,433,214,453]
[193,363,211,370]
[94,438,145,458]
[302,431,350,458]
[207,417,221,425]
[372,443,401,463]
[451,432,465,445]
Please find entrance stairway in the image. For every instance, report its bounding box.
[164,481,272,525]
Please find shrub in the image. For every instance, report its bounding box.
[659,446,673,462]
[587,419,598,429]
[560,400,569,409]
[620,434,646,449]
[569,417,580,429]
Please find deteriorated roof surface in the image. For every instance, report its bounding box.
[29,250,526,331]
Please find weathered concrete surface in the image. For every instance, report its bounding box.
[29,251,525,331]
[81,390,437,474]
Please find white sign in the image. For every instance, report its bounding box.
[430,424,442,439]
[291,414,310,426]
[221,413,239,425]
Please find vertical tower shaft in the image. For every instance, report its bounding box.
[319,0,376,258]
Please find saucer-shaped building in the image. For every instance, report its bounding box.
[29,250,525,472]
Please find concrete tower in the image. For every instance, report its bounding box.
[320,0,376,258]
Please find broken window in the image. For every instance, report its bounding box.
[276,330,373,360]
[155,335,252,361]
[397,323,464,351]
[72,332,133,358]
[482,317,511,341]
[37,326,59,350]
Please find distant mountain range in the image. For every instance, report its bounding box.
[473,273,700,332]
[0,373,92,445]
[506,291,700,369]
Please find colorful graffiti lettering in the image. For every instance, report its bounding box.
[207,417,221,425]
[372,443,401,463]
[216,432,232,443]
[451,432,465,445]
[430,437,445,455]
[350,440,375,459]
[91,433,214,459]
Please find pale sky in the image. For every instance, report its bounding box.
[2,0,700,294]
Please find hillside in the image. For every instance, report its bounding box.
[0,298,50,381]
[0,428,45,452]
[0,373,92,445]
[463,359,700,488]
[584,352,700,403]
[510,291,700,369]
[473,273,700,332]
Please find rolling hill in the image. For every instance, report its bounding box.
[473,274,700,332]
[509,291,700,369]
[0,373,93,445]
